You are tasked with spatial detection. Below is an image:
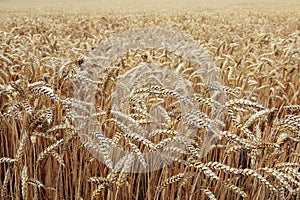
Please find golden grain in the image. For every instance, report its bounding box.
[0,6,299,200]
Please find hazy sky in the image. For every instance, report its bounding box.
[1,0,299,12]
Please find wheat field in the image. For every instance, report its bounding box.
[0,1,300,200]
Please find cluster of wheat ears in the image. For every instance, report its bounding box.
[0,7,299,200]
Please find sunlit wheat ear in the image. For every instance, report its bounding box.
[46,124,75,133]
[223,86,240,96]
[27,179,45,189]
[278,188,286,200]
[63,129,78,151]
[116,172,128,188]
[224,144,246,156]
[275,162,300,169]
[242,108,276,129]
[220,131,253,149]
[1,169,10,198]
[126,139,147,168]
[32,132,57,142]
[0,69,9,84]
[21,166,28,200]
[27,111,47,131]
[3,103,23,120]
[242,169,278,193]
[225,99,265,110]
[36,139,64,164]
[50,150,65,167]
[116,154,134,187]
[88,177,109,185]
[260,168,297,193]
[0,157,16,164]
[158,173,185,192]
[236,125,258,143]
[182,111,209,129]
[111,131,123,145]
[283,105,300,112]
[177,172,196,188]
[204,189,217,200]
[149,129,177,137]
[223,181,247,198]
[15,131,28,166]
[191,162,219,181]
[278,115,300,134]
[10,81,27,99]
[83,132,114,169]
[91,154,134,198]
[206,162,242,175]
[91,184,105,199]
[30,84,60,102]
[111,118,156,150]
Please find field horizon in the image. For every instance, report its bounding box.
[1,0,300,13]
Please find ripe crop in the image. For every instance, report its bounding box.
[0,4,299,200]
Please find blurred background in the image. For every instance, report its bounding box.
[0,0,299,12]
